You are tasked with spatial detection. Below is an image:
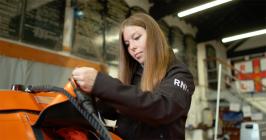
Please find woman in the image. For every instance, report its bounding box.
[72,13,195,140]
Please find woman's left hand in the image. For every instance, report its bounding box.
[72,67,98,93]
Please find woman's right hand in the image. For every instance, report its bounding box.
[72,67,98,93]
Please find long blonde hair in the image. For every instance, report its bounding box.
[119,13,170,92]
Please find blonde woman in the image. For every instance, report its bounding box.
[72,13,195,140]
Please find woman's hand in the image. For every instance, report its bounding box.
[72,67,98,93]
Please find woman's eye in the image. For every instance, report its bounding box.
[134,35,141,40]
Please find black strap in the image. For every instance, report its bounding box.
[32,127,45,140]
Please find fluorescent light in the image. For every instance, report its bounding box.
[177,0,233,17]
[222,29,266,43]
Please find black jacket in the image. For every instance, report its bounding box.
[91,58,195,140]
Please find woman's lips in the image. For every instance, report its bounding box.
[135,52,142,59]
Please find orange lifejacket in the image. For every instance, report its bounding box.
[0,86,121,140]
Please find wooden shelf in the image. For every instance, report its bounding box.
[0,39,107,72]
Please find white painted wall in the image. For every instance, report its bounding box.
[186,42,209,127]
[187,40,228,127]
[0,55,72,89]
[62,0,74,49]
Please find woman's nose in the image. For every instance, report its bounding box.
[129,44,137,51]
[131,47,136,51]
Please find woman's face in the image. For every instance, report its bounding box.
[123,25,147,64]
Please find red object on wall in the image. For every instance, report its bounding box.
[237,58,266,92]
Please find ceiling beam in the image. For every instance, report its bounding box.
[227,39,247,53]
[227,46,266,58]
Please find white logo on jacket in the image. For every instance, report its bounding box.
[174,78,189,92]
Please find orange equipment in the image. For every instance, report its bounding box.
[0,79,122,140]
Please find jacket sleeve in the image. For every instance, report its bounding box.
[91,64,195,126]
